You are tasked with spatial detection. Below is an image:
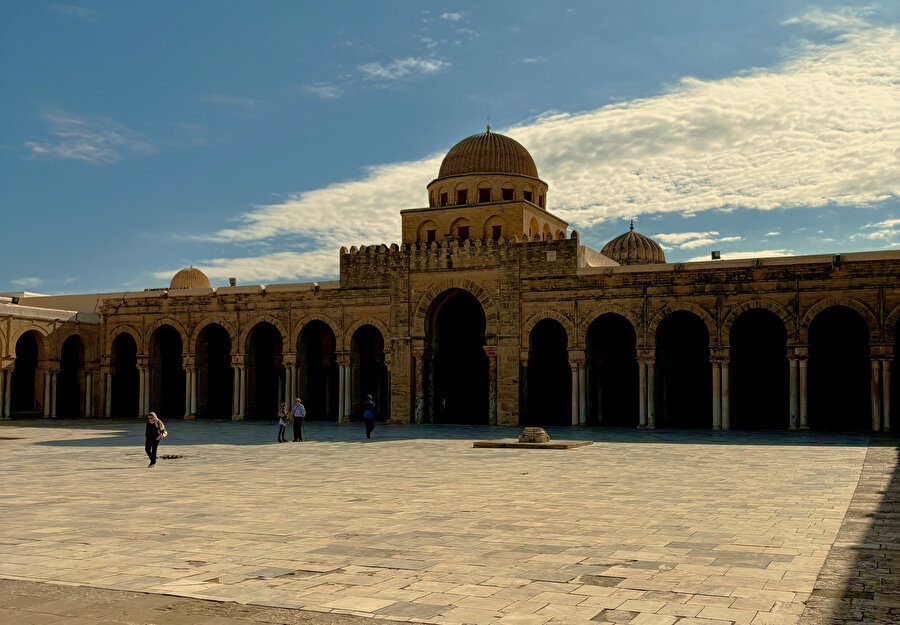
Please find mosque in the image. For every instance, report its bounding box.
[1,128,898,431]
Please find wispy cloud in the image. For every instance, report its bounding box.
[152,250,339,285]
[654,231,742,250]
[49,4,99,22]
[765,231,781,236]
[686,249,794,262]
[25,110,155,164]
[854,218,900,241]
[440,12,464,21]
[782,5,874,32]
[201,94,259,108]
[170,9,900,282]
[11,277,43,289]
[358,57,450,80]
[303,83,342,99]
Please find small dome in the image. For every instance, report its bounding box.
[169,266,211,290]
[601,224,666,265]
[438,127,539,179]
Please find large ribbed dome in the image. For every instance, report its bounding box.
[438,128,539,179]
[601,225,666,265]
[169,266,211,290]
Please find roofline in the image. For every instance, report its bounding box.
[426,172,548,188]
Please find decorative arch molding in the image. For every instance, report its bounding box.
[885,303,900,343]
[647,302,718,346]
[411,277,498,338]
[721,298,796,344]
[144,317,190,353]
[799,296,878,343]
[108,324,143,354]
[579,304,644,347]
[0,328,7,358]
[9,325,50,356]
[190,316,239,351]
[54,328,97,363]
[239,314,290,351]
[522,311,576,349]
[343,317,391,352]
[291,313,342,351]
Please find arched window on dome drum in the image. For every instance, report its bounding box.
[501,186,514,201]
[440,192,448,206]
[483,215,503,241]
[538,195,544,208]
[456,189,468,205]
[523,190,533,203]
[542,223,551,236]
[430,194,435,207]
[478,187,491,203]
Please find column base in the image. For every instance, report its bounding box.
[340,415,351,423]
[232,415,244,421]
[184,415,196,420]
[799,425,810,431]
[712,425,721,430]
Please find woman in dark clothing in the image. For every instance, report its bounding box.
[144,412,167,467]
[362,395,376,439]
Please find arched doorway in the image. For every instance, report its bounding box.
[808,306,870,430]
[729,309,788,429]
[196,324,232,418]
[111,333,138,417]
[350,325,388,420]
[246,322,283,419]
[57,335,85,417]
[149,325,184,419]
[525,319,570,426]
[426,289,488,424]
[655,311,711,428]
[11,331,41,415]
[586,314,638,427]
[298,321,338,420]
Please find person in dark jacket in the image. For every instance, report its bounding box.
[362,395,376,439]
[144,412,167,467]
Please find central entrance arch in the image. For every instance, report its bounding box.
[426,288,489,424]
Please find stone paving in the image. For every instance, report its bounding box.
[0,420,884,625]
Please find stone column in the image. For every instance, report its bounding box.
[285,363,294,406]
[337,360,345,422]
[884,358,892,432]
[487,348,498,426]
[711,359,722,430]
[232,367,240,418]
[799,357,808,429]
[721,359,730,430]
[578,361,587,425]
[43,369,51,417]
[3,365,11,419]
[519,352,529,424]
[191,365,198,416]
[647,360,656,429]
[104,370,112,418]
[50,369,58,418]
[872,358,883,432]
[0,367,6,419]
[413,349,425,424]
[85,370,93,417]
[184,366,193,419]
[427,353,436,423]
[238,365,246,419]
[337,353,351,422]
[638,360,647,427]
[788,357,799,429]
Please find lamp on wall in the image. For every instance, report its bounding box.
[228,277,236,287]
[10,296,19,304]
[711,251,721,260]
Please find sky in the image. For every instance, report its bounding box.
[1,1,898,293]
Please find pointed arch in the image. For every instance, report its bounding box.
[9,325,49,354]
[412,278,498,338]
[722,298,796,345]
[107,324,143,354]
[647,302,717,346]
[800,296,878,343]
[54,328,97,363]
[144,317,189,353]
[239,314,289,351]
[343,317,390,352]
[522,310,575,349]
[190,316,238,352]
[291,314,341,352]
[579,303,643,347]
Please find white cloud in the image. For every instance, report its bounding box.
[855,217,900,241]
[202,94,259,108]
[49,4,99,21]
[25,110,155,164]
[686,249,794,262]
[11,277,43,288]
[765,231,781,236]
[358,57,450,80]
[440,12,463,21]
[304,83,342,99]
[782,6,873,32]
[174,10,900,282]
[153,250,339,285]
[654,231,720,246]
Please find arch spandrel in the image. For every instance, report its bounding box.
[799,296,878,343]
[108,325,143,354]
[721,299,796,344]
[190,316,238,351]
[9,325,50,356]
[647,302,718,346]
[239,314,290,352]
[412,278,498,338]
[143,318,190,352]
[579,304,643,347]
[0,328,6,359]
[53,329,97,363]
[290,314,341,351]
[885,303,900,343]
[522,311,575,350]
[343,318,391,352]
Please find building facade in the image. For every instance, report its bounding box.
[2,129,898,430]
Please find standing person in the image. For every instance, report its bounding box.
[277,402,288,442]
[292,397,306,442]
[144,412,167,468]
[362,394,376,439]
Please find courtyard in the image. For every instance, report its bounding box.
[0,420,897,625]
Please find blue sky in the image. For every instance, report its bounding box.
[1,1,898,293]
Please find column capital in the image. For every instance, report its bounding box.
[520,350,530,364]
[283,352,297,367]
[787,344,808,359]
[636,347,655,362]
[230,354,246,367]
[182,355,196,368]
[870,344,894,359]
[709,356,728,366]
[411,348,426,360]
[336,351,351,366]
[0,357,15,370]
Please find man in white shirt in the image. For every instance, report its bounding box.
[292,398,306,442]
